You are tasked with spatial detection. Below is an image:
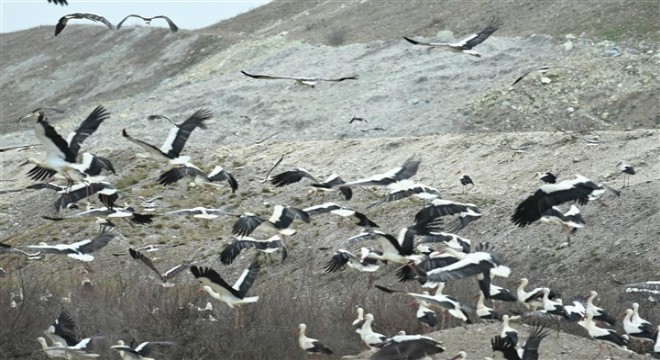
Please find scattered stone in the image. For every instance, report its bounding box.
[540,76,551,84]
[562,40,573,51]
[565,34,576,40]
[566,107,574,113]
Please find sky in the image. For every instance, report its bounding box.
[0,0,271,33]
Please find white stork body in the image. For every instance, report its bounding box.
[624,303,655,341]
[111,340,175,360]
[585,291,616,326]
[297,323,333,355]
[231,205,310,238]
[369,334,445,360]
[346,157,420,187]
[578,313,629,356]
[26,230,114,262]
[500,314,519,346]
[403,17,502,57]
[219,235,287,265]
[516,278,551,311]
[164,207,229,220]
[359,314,388,349]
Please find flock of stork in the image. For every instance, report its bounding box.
[2,2,657,360]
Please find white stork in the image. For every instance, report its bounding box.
[242,70,357,88]
[26,229,115,262]
[231,205,310,238]
[539,205,586,247]
[367,180,440,208]
[189,255,261,328]
[69,205,155,225]
[270,168,352,200]
[477,272,516,302]
[163,207,230,220]
[415,293,438,329]
[536,171,557,184]
[20,106,113,182]
[622,307,655,341]
[617,161,635,187]
[403,17,502,57]
[219,235,287,265]
[296,323,334,355]
[358,313,388,350]
[339,226,432,265]
[323,248,381,273]
[375,285,471,323]
[369,334,445,360]
[578,313,629,358]
[540,287,569,319]
[157,163,238,192]
[414,199,482,233]
[50,181,117,214]
[515,278,559,311]
[303,202,378,228]
[476,292,502,321]
[419,231,472,253]
[585,290,616,326]
[511,175,604,227]
[116,14,179,32]
[129,248,187,287]
[36,336,100,359]
[55,13,114,36]
[500,314,519,347]
[624,281,660,301]
[110,340,176,359]
[346,157,420,187]
[121,108,211,165]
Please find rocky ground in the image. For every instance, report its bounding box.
[0,1,658,359]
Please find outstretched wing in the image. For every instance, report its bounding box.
[459,17,502,50]
[66,106,110,156]
[270,168,318,187]
[160,109,212,158]
[241,70,297,80]
[157,164,204,186]
[129,248,163,280]
[116,14,146,30]
[319,75,358,82]
[153,15,179,32]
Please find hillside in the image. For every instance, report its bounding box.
[0,1,659,359]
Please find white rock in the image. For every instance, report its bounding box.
[563,40,573,51]
[540,76,551,84]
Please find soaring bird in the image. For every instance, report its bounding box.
[219,236,287,265]
[415,199,482,233]
[190,255,261,327]
[163,207,230,220]
[20,106,113,182]
[111,340,175,360]
[297,323,333,355]
[241,70,357,88]
[48,0,68,5]
[270,168,352,200]
[129,248,187,287]
[376,285,472,323]
[403,17,502,57]
[44,311,79,347]
[55,13,115,36]
[324,248,382,274]
[303,202,378,228]
[231,205,310,238]
[116,14,179,32]
[511,175,605,227]
[121,108,211,165]
[346,157,421,187]
[157,163,238,192]
[367,180,440,208]
[26,228,115,262]
[511,66,553,86]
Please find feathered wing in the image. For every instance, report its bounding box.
[241,70,297,80]
[233,254,261,297]
[66,106,110,156]
[129,248,163,280]
[219,238,258,265]
[160,109,212,158]
[116,14,146,29]
[460,17,502,49]
[153,15,179,32]
[76,232,115,254]
[157,164,204,186]
[122,129,168,158]
[270,168,318,187]
[232,214,264,236]
[207,166,239,192]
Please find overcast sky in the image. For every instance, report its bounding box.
[0,0,271,33]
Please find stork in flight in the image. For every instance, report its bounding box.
[241,70,358,88]
[55,13,115,36]
[116,14,179,32]
[403,17,502,57]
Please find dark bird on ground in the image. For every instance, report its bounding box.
[369,333,445,360]
[55,13,115,36]
[617,161,635,187]
[346,157,421,187]
[403,17,502,57]
[459,174,474,193]
[241,70,358,88]
[122,108,211,164]
[511,175,605,227]
[129,248,187,287]
[491,322,550,360]
[270,168,352,200]
[116,14,179,32]
[297,323,333,355]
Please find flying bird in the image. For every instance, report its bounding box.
[55,13,115,36]
[48,0,68,5]
[415,199,482,233]
[219,235,287,265]
[44,311,79,347]
[116,14,179,32]
[403,17,502,57]
[111,340,176,360]
[26,228,115,262]
[190,255,261,327]
[163,207,230,220]
[303,202,378,228]
[346,157,421,187]
[157,163,238,192]
[369,333,445,360]
[511,175,605,227]
[122,108,211,164]
[231,205,310,238]
[491,322,550,360]
[511,66,552,86]
[241,70,358,88]
[270,168,352,200]
[539,205,586,247]
[129,248,187,287]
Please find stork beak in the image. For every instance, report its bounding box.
[18,112,37,123]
